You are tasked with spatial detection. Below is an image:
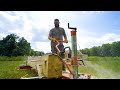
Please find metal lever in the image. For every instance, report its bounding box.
[68,23,77,31]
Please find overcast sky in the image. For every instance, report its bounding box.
[0,11,120,53]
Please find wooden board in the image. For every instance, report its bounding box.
[27,54,62,78]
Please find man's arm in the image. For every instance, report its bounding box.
[64,36,68,43]
[48,36,52,41]
[62,28,68,43]
[48,29,56,42]
[48,29,52,40]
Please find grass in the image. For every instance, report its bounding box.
[78,56,120,79]
[78,64,98,78]
[0,56,28,61]
[0,56,120,79]
[0,56,38,79]
[88,56,120,73]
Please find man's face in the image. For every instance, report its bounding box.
[54,21,59,27]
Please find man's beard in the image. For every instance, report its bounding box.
[55,24,59,27]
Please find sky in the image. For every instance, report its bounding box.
[0,11,120,53]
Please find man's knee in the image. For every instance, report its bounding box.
[51,48,57,54]
[59,44,64,52]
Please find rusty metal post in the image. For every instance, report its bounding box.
[68,23,78,79]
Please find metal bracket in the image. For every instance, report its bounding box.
[68,23,77,31]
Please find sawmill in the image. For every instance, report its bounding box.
[19,23,90,79]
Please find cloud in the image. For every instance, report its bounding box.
[99,33,120,44]
[77,32,120,49]
[30,27,49,42]
[2,11,119,53]
[0,11,19,22]
[0,33,6,40]
[0,12,25,37]
[30,32,120,53]
[31,41,51,53]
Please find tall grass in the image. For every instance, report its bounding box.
[88,56,120,73]
[0,56,38,79]
[0,61,38,79]
[0,56,120,79]
[78,56,120,78]
[0,56,28,61]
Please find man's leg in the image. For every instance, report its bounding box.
[51,46,57,54]
[58,44,66,71]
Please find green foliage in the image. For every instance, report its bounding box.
[100,43,112,56]
[89,46,100,56]
[0,61,38,79]
[111,41,120,56]
[0,33,45,57]
[0,56,120,79]
[14,37,31,56]
[88,56,120,73]
[80,48,90,56]
[0,56,28,61]
[78,56,120,79]
[80,41,120,57]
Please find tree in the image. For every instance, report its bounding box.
[84,48,90,56]
[29,49,35,56]
[2,34,18,57]
[0,34,45,57]
[15,37,31,56]
[99,43,112,56]
[89,46,99,56]
[111,41,120,56]
[0,40,4,56]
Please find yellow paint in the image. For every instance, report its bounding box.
[27,54,62,78]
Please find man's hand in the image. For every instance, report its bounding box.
[51,38,57,42]
[64,39,68,43]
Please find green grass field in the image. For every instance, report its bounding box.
[78,56,120,79]
[0,56,38,79]
[0,56,120,79]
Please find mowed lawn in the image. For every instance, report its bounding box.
[0,61,38,79]
[0,56,120,79]
[78,56,120,79]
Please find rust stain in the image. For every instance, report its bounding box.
[71,31,76,36]
[71,56,78,65]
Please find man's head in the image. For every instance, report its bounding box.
[54,19,60,27]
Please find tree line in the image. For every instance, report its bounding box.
[80,41,120,57]
[1,34,120,57]
[0,34,44,57]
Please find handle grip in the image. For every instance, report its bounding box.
[68,23,77,31]
[55,40,64,53]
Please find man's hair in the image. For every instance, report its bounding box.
[54,19,59,22]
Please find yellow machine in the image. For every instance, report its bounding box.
[27,54,63,78]
[19,23,90,79]
[21,49,87,79]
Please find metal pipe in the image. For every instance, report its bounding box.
[55,40,61,53]
[68,23,78,79]
[55,40,73,75]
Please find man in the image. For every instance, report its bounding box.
[48,19,68,71]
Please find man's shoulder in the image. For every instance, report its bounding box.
[50,28,54,32]
[59,27,64,30]
[59,27,65,31]
[50,27,56,30]
[50,27,64,31]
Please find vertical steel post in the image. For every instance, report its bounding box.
[68,23,78,79]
